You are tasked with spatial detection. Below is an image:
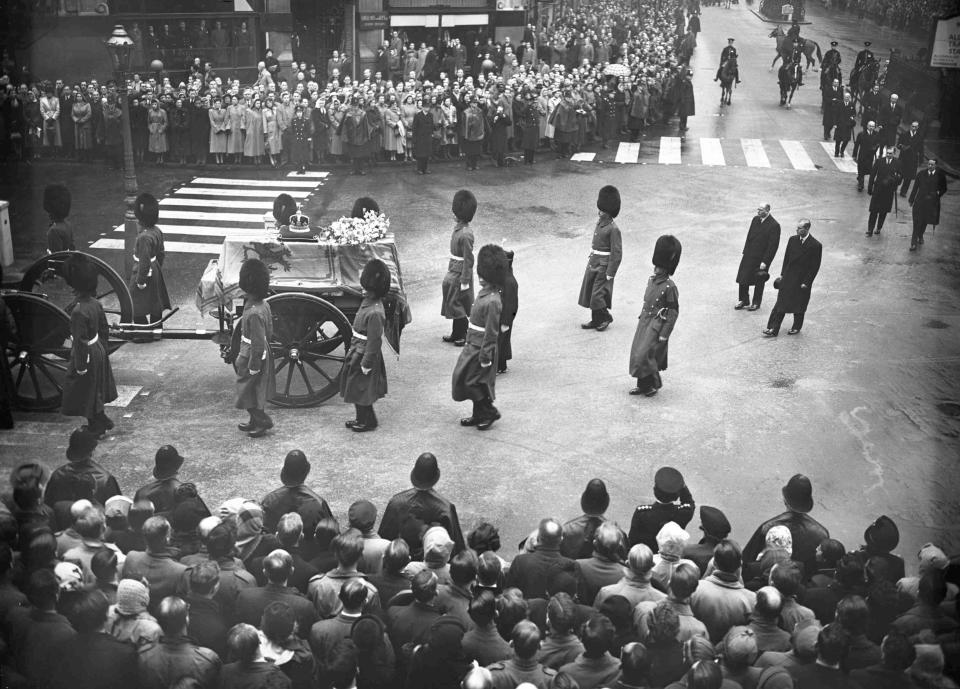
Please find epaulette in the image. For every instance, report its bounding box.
[488,662,507,671]
[635,504,653,511]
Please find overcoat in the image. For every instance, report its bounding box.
[226,103,245,153]
[452,285,501,402]
[289,116,312,165]
[488,111,511,156]
[868,157,902,213]
[61,296,118,417]
[441,222,475,319]
[736,215,781,285]
[578,216,622,310]
[129,226,171,319]
[629,273,679,380]
[821,86,841,126]
[340,296,387,406]
[834,101,857,141]
[412,109,434,159]
[909,168,947,226]
[242,107,265,157]
[498,268,519,364]
[189,102,209,155]
[771,234,822,314]
[853,129,880,176]
[208,106,229,153]
[147,107,168,153]
[235,299,276,410]
[676,79,695,117]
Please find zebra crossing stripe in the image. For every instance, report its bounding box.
[160,197,275,210]
[700,138,725,166]
[615,142,641,164]
[741,139,771,168]
[818,142,859,173]
[191,177,320,188]
[659,137,682,165]
[780,140,817,171]
[286,170,329,178]
[89,238,224,254]
[157,210,268,223]
[173,187,312,198]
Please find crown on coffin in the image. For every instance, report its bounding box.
[288,203,311,233]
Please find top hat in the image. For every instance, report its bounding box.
[153,445,184,479]
[580,479,610,514]
[411,453,440,489]
[280,450,311,486]
[782,474,814,513]
[864,514,899,553]
[654,466,685,497]
[66,428,99,461]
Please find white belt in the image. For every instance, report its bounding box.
[591,250,611,256]
[449,254,464,261]
[85,334,99,346]
[240,335,267,359]
[468,322,484,332]
[352,331,368,341]
[132,255,158,263]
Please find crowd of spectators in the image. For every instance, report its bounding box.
[0,0,706,168]
[0,431,957,689]
[822,0,960,32]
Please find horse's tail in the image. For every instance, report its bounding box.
[814,41,823,64]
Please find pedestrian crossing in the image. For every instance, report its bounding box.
[573,137,860,172]
[89,173,329,255]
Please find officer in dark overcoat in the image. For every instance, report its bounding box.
[289,104,312,174]
[763,219,822,337]
[853,120,881,191]
[897,120,924,197]
[908,158,947,251]
[867,146,902,236]
[735,204,781,311]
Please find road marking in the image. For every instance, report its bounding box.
[819,142,858,172]
[192,177,321,188]
[173,187,312,198]
[156,209,268,223]
[106,385,143,407]
[286,170,329,178]
[615,142,641,164]
[780,140,817,170]
[160,197,275,209]
[89,238,224,254]
[659,137,682,164]
[570,152,596,162]
[741,139,771,167]
[700,138,725,166]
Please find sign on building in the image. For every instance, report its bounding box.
[359,12,390,30]
[929,14,960,69]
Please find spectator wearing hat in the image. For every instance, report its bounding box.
[235,258,275,437]
[441,190,476,346]
[404,525,455,585]
[130,192,171,328]
[718,626,762,688]
[346,500,390,575]
[891,570,958,637]
[852,516,905,582]
[629,234,681,396]
[257,600,316,689]
[105,578,162,648]
[636,561,708,643]
[579,185,622,331]
[236,549,317,640]
[789,623,861,689]
[743,525,793,591]
[308,578,369,661]
[307,530,382,620]
[351,613,397,687]
[596,543,666,610]
[866,146,902,237]
[51,589,139,689]
[560,479,612,560]
[219,622,292,688]
[577,522,628,606]
[121,515,189,611]
[5,569,77,685]
[742,474,829,576]
[135,445,192,516]
[628,467,695,552]
[462,590,513,665]
[341,258,392,432]
[507,518,579,600]
[735,204,781,311]
[684,506,731,576]
[184,561,229,659]
[406,615,473,689]
[488,619,558,689]
[103,494,134,544]
[260,450,333,534]
[898,543,956,603]
[44,429,121,510]
[378,453,465,558]
[850,631,919,689]
[768,560,816,632]
[690,539,756,643]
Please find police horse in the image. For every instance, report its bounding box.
[769,26,823,72]
[779,59,803,107]
[719,58,738,105]
[850,57,880,106]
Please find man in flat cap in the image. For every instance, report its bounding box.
[628,467,696,553]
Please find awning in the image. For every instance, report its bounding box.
[390,13,490,27]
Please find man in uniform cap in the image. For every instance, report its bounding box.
[44,429,122,510]
[853,41,874,78]
[715,38,740,84]
[742,474,830,575]
[823,41,841,72]
[578,185,622,331]
[628,467,695,552]
[260,450,333,533]
[684,506,732,575]
[349,499,391,574]
[378,453,465,559]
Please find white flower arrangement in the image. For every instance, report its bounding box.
[317,210,391,246]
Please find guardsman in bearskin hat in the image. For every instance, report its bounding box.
[0,263,16,429]
[235,258,275,437]
[131,192,171,331]
[452,244,508,430]
[497,250,518,374]
[340,257,392,432]
[578,185,622,331]
[441,190,477,346]
[628,235,680,397]
[60,253,119,437]
[44,183,75,254]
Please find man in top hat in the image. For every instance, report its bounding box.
[629,235,681,397]
[866,147,902,237]
[260,450,333,533]
[378,453,465,559]
[742,474,830,576]
[762,219,822,337]
[560,479,612,560]
[578,185,622,332]
[715,38,740,84]
[133,446,206,517]
[908,157,947,252]
[44,429,122,510]
[683,506,732,576]
[735,204,781,312]
[628,467,695,552]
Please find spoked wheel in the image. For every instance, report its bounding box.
[20,251,133,354]
[3,293,72,412]
[231,293,352,408]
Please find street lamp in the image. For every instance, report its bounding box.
[105,24,139,281]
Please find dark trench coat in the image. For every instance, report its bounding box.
[736,215,781,285]
[771,234,822,314]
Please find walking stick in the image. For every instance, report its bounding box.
[894,188,898,218]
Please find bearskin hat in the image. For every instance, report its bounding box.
[360,258,391,298]
[43,184,71,222]
[134,192,160,227]
[476,244,509,288]
[652,235,682,275]
[452,189,477,223]
[238,258,270,299]
[351,196,381,219]
[64,252,99,295]
[596,185,621,218]
[273,193,298,226]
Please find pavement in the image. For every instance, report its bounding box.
[2,4,959,562]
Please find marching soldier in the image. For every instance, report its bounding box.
[235,258,275,438]
[714,37,740,83]
[441,190,477,346]
[578,185,622,331]
[628,467,696,552]
[908,158,947,251]
[866,146,902,237]
[853,120,881,191]
[44,183,75,253]
[629,235,681,397]
[130,192,171,330]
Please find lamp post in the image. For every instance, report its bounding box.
[105,25,139,281]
